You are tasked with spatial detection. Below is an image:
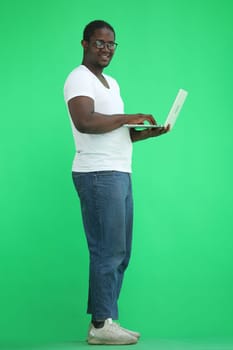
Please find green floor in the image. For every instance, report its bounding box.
[4,339,233,350]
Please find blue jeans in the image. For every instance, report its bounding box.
[72,171,133,320]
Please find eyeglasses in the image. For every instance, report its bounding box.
[93,39,118,51]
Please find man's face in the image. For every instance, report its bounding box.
[82,27,116,69]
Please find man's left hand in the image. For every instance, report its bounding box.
[148,124,170,137]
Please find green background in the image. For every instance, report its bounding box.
[1,0,233,347]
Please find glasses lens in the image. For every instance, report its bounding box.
[108,43,116,50]
[95,40,104,48]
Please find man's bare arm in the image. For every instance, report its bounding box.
[68,96,156,134]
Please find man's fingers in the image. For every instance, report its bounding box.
[136,114,156,125]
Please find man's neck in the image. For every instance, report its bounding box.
[82,61,103,77]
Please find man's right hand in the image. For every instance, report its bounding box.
[126,114,157,126]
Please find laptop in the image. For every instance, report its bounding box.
[124,88,188,130]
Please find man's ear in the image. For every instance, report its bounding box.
[81,40,88,49]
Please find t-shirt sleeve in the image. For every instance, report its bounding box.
[64,69,95,103]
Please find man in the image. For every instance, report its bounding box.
[64,20,169,345]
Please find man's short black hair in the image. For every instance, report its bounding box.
[83,20,115,41]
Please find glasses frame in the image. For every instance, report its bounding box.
[91,39,118,51]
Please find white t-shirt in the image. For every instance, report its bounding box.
[64,65,132,173]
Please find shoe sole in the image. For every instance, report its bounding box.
[88,337,137,345]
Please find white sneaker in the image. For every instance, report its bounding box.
[87,320,141,340]
[87,318,138,345]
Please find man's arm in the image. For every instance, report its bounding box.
[67,96,157,134]
[130,126,170,142]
